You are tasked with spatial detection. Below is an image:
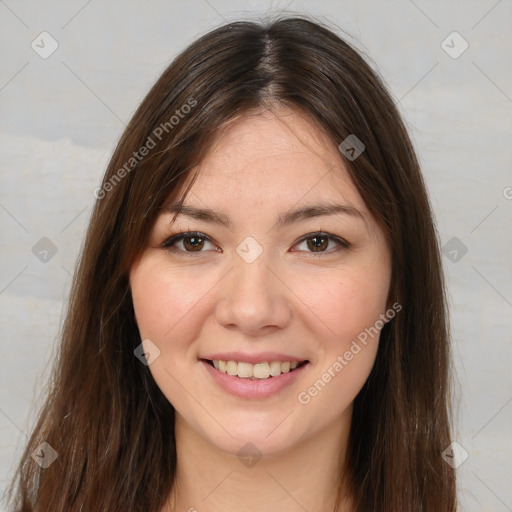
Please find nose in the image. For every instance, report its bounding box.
[214,251,292,336]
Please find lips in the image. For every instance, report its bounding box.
[200,354,310,399]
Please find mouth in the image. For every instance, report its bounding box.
[202,359,309,380]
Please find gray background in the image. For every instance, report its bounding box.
[1,1,511,510]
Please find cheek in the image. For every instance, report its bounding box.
[293,270,388,415]
[130,259,213,346]
[290,265,390,348]
[130,258,217,410]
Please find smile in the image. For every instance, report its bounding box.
[207,359,308,380]
[201,358,310,399]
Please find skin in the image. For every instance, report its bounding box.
[130,107,392,512]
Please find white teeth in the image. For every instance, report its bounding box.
[253,362,270,379]
[237,362,253,378]
[210,359,305,379]
[226,360,238,376]
[269,361,282,376]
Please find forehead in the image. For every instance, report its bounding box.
[183,107,367,213]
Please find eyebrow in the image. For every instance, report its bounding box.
[163,202,365,229]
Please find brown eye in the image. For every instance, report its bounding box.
[183,235,205,251]
[293,232,350,254]
[162,232,218,253]
[307,236,329,252]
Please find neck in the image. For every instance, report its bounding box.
[164,412,355,512]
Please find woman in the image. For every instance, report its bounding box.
[8,16,457,512]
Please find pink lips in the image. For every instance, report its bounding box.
[200,358,309,400]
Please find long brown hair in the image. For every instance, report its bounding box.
[7,16,456,511]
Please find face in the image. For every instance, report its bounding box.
[130,107,392,458]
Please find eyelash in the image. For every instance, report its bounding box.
[161,230,350,256]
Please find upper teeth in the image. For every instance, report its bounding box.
[212,360,301,379]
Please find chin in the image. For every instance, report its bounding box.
[209,428,299,461]
[181,408,307,460]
